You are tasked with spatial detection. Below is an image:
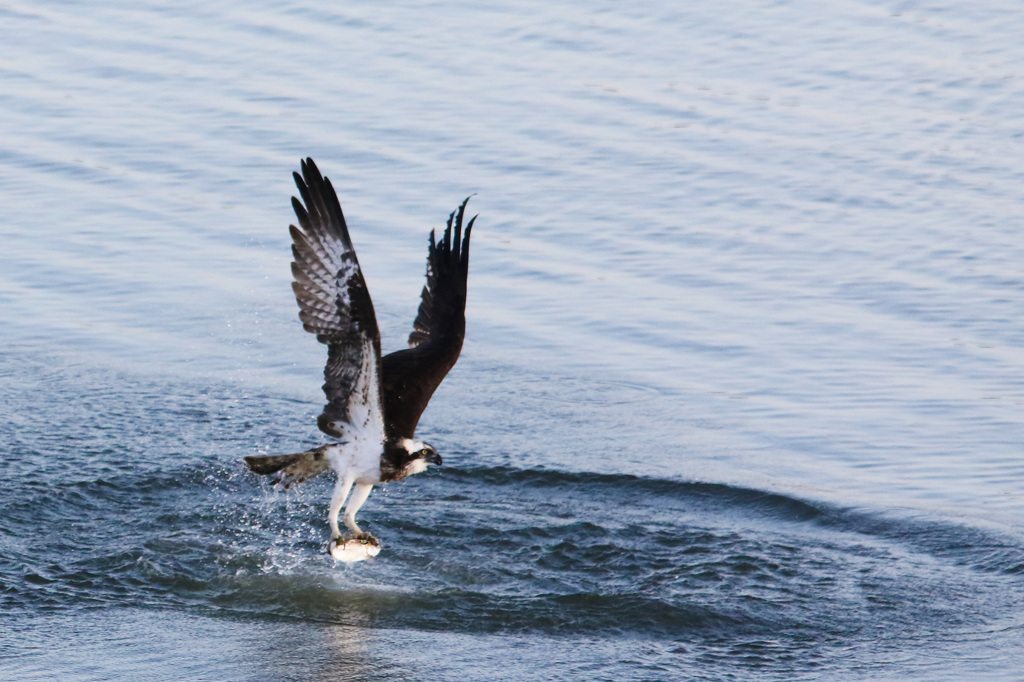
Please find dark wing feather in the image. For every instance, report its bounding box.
[290,158,382,438]
[381,198,476,440]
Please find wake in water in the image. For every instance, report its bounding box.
[5,444,1023,653]
[2,361,1023,676]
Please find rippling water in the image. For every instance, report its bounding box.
[3,0,1024,679]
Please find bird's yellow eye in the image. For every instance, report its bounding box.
[420,448,430,456]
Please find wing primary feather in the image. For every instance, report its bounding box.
[461,215,476,278]
[452,199,465,262]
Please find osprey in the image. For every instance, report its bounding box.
[244,158,475,561]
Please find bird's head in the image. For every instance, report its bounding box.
[391,438,442,480]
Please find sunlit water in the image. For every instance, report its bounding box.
[2,0,1023,679]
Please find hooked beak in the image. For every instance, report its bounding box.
[428,451,443,466]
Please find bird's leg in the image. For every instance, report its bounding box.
[327,473,355,543]
[343,483,376,542]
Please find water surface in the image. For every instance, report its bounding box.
[2,0,1023,679]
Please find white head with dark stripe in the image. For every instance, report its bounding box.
[383,438,442,481]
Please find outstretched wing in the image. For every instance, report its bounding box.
[381,198,476,440]
[289,158,383,439]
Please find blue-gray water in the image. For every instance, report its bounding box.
[2,0,1024,679]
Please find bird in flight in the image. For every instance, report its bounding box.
[245,158,476,562]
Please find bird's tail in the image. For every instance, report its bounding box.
[244,445,331,489]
